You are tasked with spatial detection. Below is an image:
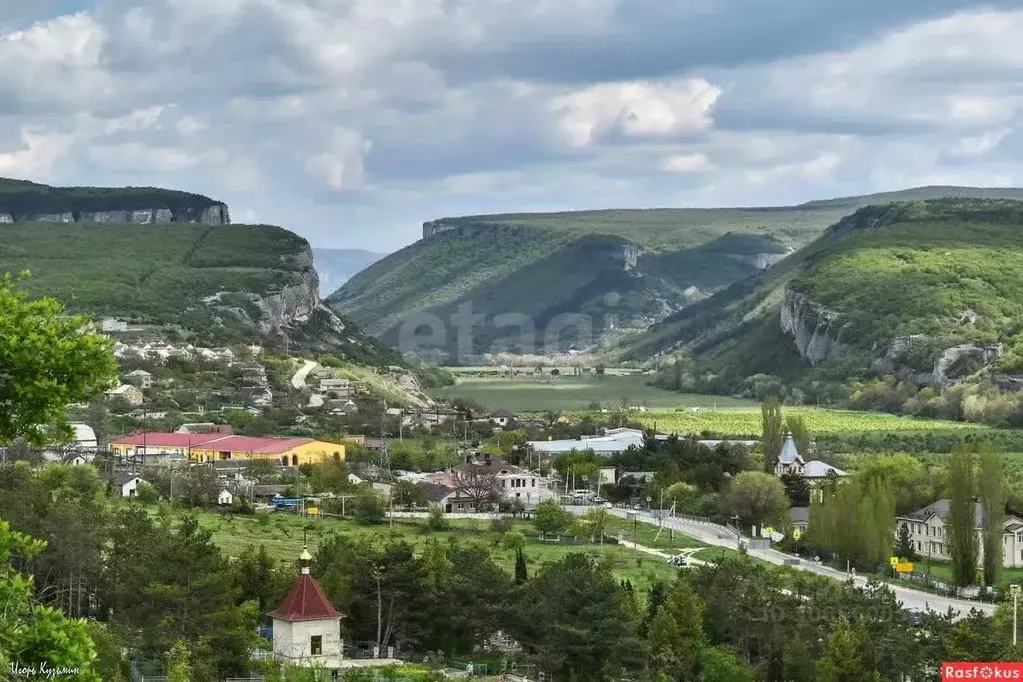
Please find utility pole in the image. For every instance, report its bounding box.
[1012,584,1020,647]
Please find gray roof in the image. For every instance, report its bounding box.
[114,474,146,486]
[778,434,801,465]
[802,461,847,478]
[418,482,456,503]
[790,506,810,524]
[901,499,984,526]
[490,410,516,418]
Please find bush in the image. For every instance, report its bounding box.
[354,492,386,525]
[426,505,448,531]
[135,482,159,505]
[502,531,526,551]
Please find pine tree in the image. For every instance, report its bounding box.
[947,446,979,587]
[895,522,916,561]
[514,548,528,585]
[978,444,1005,587]
[761,397,784,474]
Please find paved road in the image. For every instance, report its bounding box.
[571,506,996,619]
[291,360,317,390]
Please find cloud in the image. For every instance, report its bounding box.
[662,154,712,174]
[1,2,1023,251]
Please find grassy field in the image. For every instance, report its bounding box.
[153,508,685,593]
[430,374,757,413]
[634,407,980,438]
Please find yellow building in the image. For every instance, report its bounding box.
[110,433,344,466]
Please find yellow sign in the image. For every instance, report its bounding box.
[895,562,914,573]
[764,526,774,536]
[889,556,899,566]
[792,528,802,540]
[306,507,319,516]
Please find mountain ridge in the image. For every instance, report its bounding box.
[620,197,1023,397]
[0,177,230,225]
[331,185,1023,361]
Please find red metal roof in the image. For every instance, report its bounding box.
[199,435,315,454]
[268,573,343,622]
[111,433,228,448]
[110,433,320,455]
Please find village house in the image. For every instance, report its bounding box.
[406,406,462,429]
[489,410,517,427]
[175,423,234,435]
[124,369,154,389]
[217,489,234,506]
[109,433,345,466]
[105,384,144,407]
[117,475,147,498]
[101,317,129,332]
[896,499,1023,569]
[455,456,556,507]
[319,377,354,397]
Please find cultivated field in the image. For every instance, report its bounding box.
[634,408,980,438]
[430,374,756,413]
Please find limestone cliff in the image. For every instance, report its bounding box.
[422,219,529,240]
[779,288,850,364]
[723,251,791,270]
[0,203,230,226]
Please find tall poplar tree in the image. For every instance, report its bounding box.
[785,415,811,459]
[977,444,1005,587]
[947,446,979,587]
[761,397,783,474]
[857,478,896,570]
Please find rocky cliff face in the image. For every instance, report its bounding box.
[779,288,850,364]
[866,335,1003,387]
[422,219,530,239]
[723,251,791,270]
[0,203,230,225]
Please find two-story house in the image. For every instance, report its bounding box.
[896,499,1023,568]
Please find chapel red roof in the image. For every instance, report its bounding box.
[268,574,344,622]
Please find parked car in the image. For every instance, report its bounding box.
[667,554,690,567]
[904,608,925,627]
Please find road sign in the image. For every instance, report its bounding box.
[895,562,914,573]
[792,528,802,540]
[890,556,899,566]
[1011,584,1021,596]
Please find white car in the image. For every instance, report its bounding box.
[667,554,690,567]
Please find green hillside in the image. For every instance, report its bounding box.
[0,177,222,218]
[330,186,1023,361]
[1,222,301,322]
[621,198,1023,390]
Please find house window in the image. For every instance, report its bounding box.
[310,635,322,655]
[532,479,536,487]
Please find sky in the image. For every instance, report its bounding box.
[2,1,1023,251]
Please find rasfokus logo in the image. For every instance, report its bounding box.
[942,663,1023,680]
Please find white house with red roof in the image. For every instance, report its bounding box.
[269,547,345,670]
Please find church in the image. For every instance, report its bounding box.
[269,547,346,671]
[773,433,848,483]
